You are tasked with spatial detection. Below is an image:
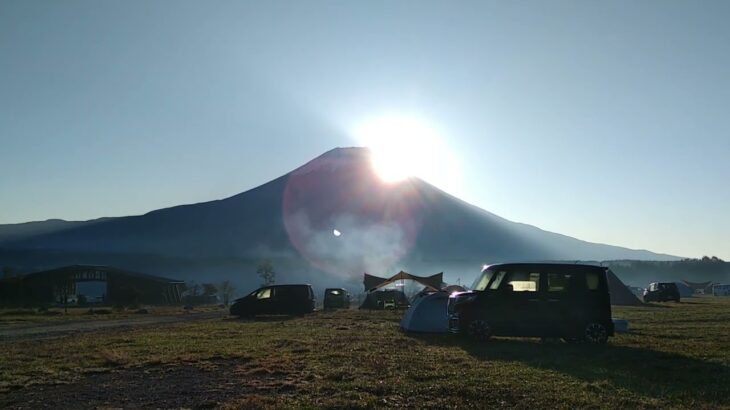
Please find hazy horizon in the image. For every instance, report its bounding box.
[1,1,729,260]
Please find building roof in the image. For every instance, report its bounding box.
[13,265,184,284]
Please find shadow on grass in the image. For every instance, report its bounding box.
[224,315,299,323]
[639,303,672,308]
[408,333,729,406]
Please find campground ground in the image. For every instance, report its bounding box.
[1,297,729,409]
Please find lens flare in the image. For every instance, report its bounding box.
[352,114,463,196]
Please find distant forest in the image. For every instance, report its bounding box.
[600,256,729,287]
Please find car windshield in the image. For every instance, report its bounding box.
[471,269,495,291]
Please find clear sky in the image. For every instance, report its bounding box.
[1,0,728,259]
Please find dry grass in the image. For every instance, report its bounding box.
[1,297,729,409]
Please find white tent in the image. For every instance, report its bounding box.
[400,291,450,333]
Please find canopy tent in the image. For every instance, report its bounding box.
[363,271,443,292]
[400,291,450,333]
[681,280,714,294]
[359,289,410,310]
[606,270,643,306]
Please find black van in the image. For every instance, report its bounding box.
[323,288,351,310]
[448,263,614,343]
[643,282,680,302]
[230,284,315,317]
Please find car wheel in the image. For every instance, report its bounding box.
[467,319,492,341]
[584,322,608,344]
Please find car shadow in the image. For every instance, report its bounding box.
[407,333,729,407]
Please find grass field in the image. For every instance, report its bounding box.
[1,297,729,409]
[0,306,222,325]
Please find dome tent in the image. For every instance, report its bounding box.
[400,291,450,333]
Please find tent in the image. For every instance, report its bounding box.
[363,271,443,292]
[360,271,444,310]
[400,291,450,333]
[674,282,694,298]
[359,289,410,310]
[606,270,643,306]
[681,280,714,294]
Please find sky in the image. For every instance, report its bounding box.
[1,0,729,259]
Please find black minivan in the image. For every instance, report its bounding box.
[448,263,614,343]
[643,282,680,302]
[230,284,315,317]
[323,288,351,310]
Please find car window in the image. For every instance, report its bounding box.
[256,288,271,299]
[488,271,507,290]
[506,271,540,292]
[548,273,572,292]
[586,272,600,290]
[472,269,494,291]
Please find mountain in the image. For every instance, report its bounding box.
[0,147,679,288]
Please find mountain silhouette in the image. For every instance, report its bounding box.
[0,147,678,286]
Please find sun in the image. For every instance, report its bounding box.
[353,115,453,184]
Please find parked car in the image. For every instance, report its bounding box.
[230,284,315,317]
[448,263,614,343]
[643,282,680,302]
[323,288,350,310]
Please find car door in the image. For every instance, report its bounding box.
[544,270,581,337]
[497,270,544,336]
[254,287,274,314]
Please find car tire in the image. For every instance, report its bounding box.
[584,322,608,344]
[467,319,492,342]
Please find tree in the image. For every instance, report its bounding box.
[202,283,218,297]
[185,281,201,297]
[219,280,236,306]
[257,260,276,286]
[2,266,15,279]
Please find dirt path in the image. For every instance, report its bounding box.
[0,311,227,342]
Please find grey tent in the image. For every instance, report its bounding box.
[400,291,450,333]
[606,270,643,306]
[674,282,694,298]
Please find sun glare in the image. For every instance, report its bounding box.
[352,115,463,194]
